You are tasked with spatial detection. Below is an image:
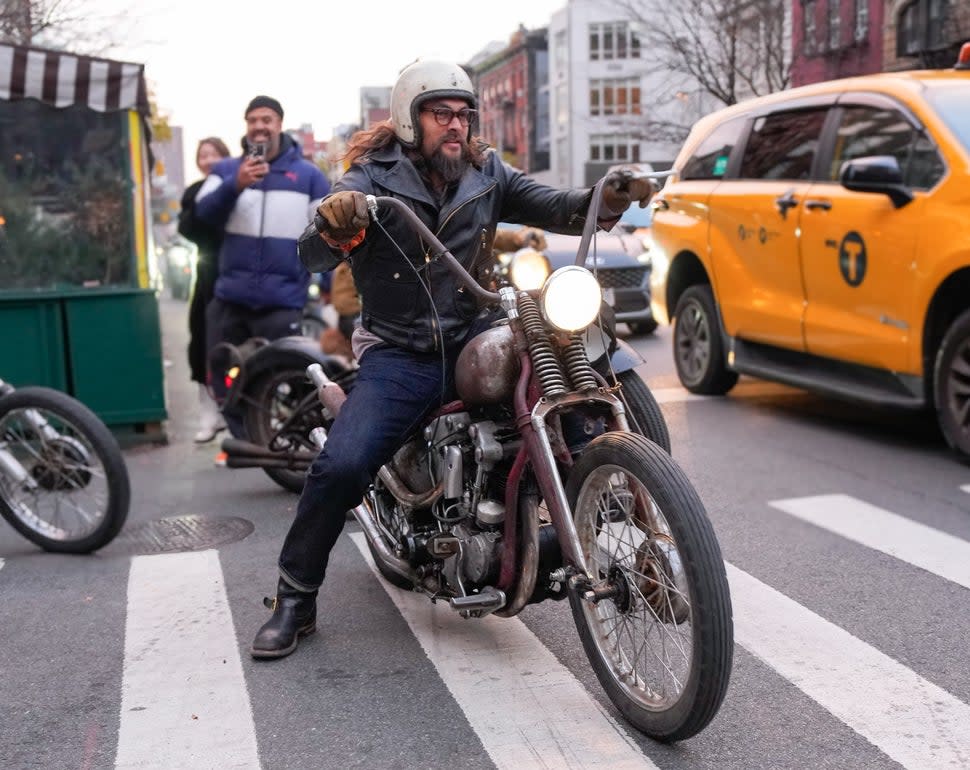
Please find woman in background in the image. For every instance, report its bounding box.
[178,136,231,442]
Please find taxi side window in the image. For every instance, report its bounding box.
[830,106,944,189]
[738,108,828,180]
[681,117,746,180]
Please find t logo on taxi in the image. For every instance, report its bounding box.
[839,231,867,287]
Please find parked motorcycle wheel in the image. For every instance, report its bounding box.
[243,368,326,494]
[616,370,670,453]
[565,431,733,742]
[0,387,130,553]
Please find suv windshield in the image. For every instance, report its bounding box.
[925,82,970,154]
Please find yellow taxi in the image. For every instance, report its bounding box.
[650,46,970,460]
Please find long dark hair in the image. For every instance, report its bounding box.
[343,119,487,168]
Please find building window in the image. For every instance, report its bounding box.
[897,0,952,56]
[589,134,641,164]
[554,29,567,75]
[588,22,642,61]
[589,77,642,116]
[854,0,869,42]
[828,0,841,49]
[804,0,818,54]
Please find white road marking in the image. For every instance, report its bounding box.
[349,533,656,770]
[961,485,970,495]
[115,550,259,769]
[728,563,970,770]
[770,494,970,590]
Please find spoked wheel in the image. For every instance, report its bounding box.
[243,369,327,494]
[616,369,671,453]
[0,387,130,553]
[565,431,733,742]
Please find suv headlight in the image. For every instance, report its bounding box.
[508,247,551,291]
[541,266,601,332]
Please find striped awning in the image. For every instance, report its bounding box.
[0,42,149,115]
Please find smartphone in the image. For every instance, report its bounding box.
[249,142,267,162]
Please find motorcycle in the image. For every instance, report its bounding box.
[302,187,733,742]
[209,335,356,493]
[0,378,130,552]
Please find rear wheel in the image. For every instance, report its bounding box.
[565,432,733,741]
[672,285,738,395]
[933,308,970,462]
[243,369,326,493]
[0,387,130,553]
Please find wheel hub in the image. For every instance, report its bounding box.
[32,436,92,490]
[634,535,690,624]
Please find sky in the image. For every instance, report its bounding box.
[90,0,569,183]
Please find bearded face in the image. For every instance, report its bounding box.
[428,131,471,184]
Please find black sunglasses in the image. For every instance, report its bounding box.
[421,106,477,127]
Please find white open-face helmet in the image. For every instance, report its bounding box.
[390,59,477,148]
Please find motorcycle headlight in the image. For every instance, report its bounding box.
[541,266,602,332]
[508,247,551,292]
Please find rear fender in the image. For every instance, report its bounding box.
[231,336,353,407]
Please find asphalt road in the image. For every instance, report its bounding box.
[2,297,969,770]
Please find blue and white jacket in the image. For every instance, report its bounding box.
[195,134,330,310]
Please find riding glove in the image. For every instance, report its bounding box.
[315,191,370,243]
[601,168,657,215]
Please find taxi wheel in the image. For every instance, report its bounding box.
[672,285,738,395]
[933,308,970,462]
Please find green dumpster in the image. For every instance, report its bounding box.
[0,42,167,440]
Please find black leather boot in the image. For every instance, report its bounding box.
[250,578,318,659]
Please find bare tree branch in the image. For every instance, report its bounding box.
[614,0,791,142]
[0,0,131,55]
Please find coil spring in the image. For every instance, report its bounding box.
[518,293,568,398]
[563,335,599,391]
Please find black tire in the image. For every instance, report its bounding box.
[616,369,671,453]
[627,317,658,336]
[933,308,970,462]
[565,432,733,741]
[0,387,130,553]
[672,285,738,395]
[243,369,324,494]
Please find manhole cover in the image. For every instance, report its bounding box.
[104,514,254,556]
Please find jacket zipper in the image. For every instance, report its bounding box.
[423,182,498,352]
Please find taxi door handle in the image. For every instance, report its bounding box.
[804,199,832,211]
[775,190,798,219]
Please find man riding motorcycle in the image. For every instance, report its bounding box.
[251,58,654,659]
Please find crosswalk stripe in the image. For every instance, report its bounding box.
[769,494,970,590]
[115,550,260,769]
[728,563,970,769]
[349,533,656,770]
[961,485,970,494]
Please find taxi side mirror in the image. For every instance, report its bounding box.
[839,155,914,209]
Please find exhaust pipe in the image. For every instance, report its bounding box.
[222,437,316,463]
[351,498,416,582]
[224,456,312,470]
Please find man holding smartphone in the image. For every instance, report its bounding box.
[194,95,330,435]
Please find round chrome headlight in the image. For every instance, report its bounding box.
[508,247,551,292]
[541,266,601,332]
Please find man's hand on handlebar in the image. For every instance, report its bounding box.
[601,167,657,215]
[315,191,370,243]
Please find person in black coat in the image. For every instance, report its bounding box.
[178,136,231,442]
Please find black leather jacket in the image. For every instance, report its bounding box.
[298,142,594,353]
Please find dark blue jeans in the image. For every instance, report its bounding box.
[278,344,456,592]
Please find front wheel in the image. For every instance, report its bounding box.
[0,387,130,553]
[616,370,670,453]
[933,308,970,461]
[565,432,733,741]
[672,285,738,395]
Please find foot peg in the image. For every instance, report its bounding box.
[448,587,506,618]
